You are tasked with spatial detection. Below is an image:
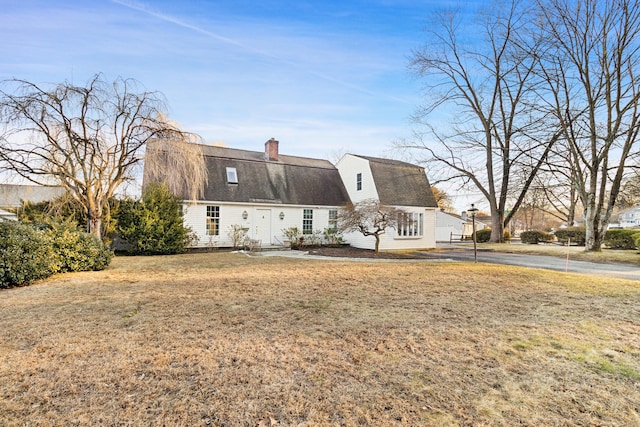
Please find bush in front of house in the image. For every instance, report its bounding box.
[282,227,304,248]
[604,229,640,250]
[323,228,344,247]
[227,224,249,249]
[43,219,113,272]
[520,230,554,244]
[116,182,195,255]
[475,228,492,243]
[554,227,586,246]
[0,221,54,288]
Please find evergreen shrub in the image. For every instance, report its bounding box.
[604,229,640,250]
[475,228,492,243]
[116,182,195,255]
[554,227,586,246]
[0,221,54,288]
[44,219,113,272]
[520,230,554,244]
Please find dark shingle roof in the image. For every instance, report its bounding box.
[351,155,438,208]
[199,145,350,206]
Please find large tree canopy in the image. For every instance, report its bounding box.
[403,0,559,243]
[537,0,640,251]
[0,74,205,239]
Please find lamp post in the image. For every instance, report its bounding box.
[468,203,479,262]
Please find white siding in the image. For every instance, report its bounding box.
[343,207,437,251]
[336,155,379,203]
[183,202,342,248]
[436,210,466,242]
[335,154,437,251]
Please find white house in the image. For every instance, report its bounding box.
[614,205,640,229]
[335,153,437,250]
[144,139,439,251]
[436,210,467,242]
[148,139,350,248]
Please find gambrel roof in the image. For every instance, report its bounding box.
[198,144,350,206]
[350,155,438,208]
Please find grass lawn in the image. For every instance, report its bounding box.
[1,253,639,426]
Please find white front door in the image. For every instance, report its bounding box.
[255,209,271,245]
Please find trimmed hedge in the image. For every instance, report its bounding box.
[634,234,640,252]
[554,227,586,246]
[604,229,640,250]
[473,228,511,243]
[520,230,554,244]
[476,228,492,243]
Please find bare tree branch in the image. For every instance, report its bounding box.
[0,74,206,239]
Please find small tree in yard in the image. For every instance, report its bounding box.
[338,199,403,254]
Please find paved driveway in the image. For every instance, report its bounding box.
[424,244,640,281]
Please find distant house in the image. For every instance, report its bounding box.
[0,184,66,211]
[335,153,438,250]
[144,139,438,250]
[613,205,640,229]
[436,210,490,242]
[436,210,467,242]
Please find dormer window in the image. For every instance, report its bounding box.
[226,167,238,184]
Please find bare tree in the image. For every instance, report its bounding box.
[0,74,205,240]
[143,118,208,202]
[536,144,582,226]
[537,0,640,251]
[338,199,404,254]
[403,0,559,243]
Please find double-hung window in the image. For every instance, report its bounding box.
[328,209,338,231]
[206,206,220,235]
[303,209,313,234]
[356,173,362,191]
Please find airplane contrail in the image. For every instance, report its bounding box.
[111,0,413,105]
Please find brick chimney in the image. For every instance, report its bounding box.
[265,138,279,161]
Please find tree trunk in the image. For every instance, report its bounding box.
[583,198,602,252]
[490,215,504,243]
[374,234,380,254]
[87,209,102,240]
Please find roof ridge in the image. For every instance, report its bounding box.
[348,153,420,168]
[201,144,336,169]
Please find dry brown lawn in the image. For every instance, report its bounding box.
[1,253,639,426]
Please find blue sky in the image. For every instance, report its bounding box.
[1,0,466,161]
